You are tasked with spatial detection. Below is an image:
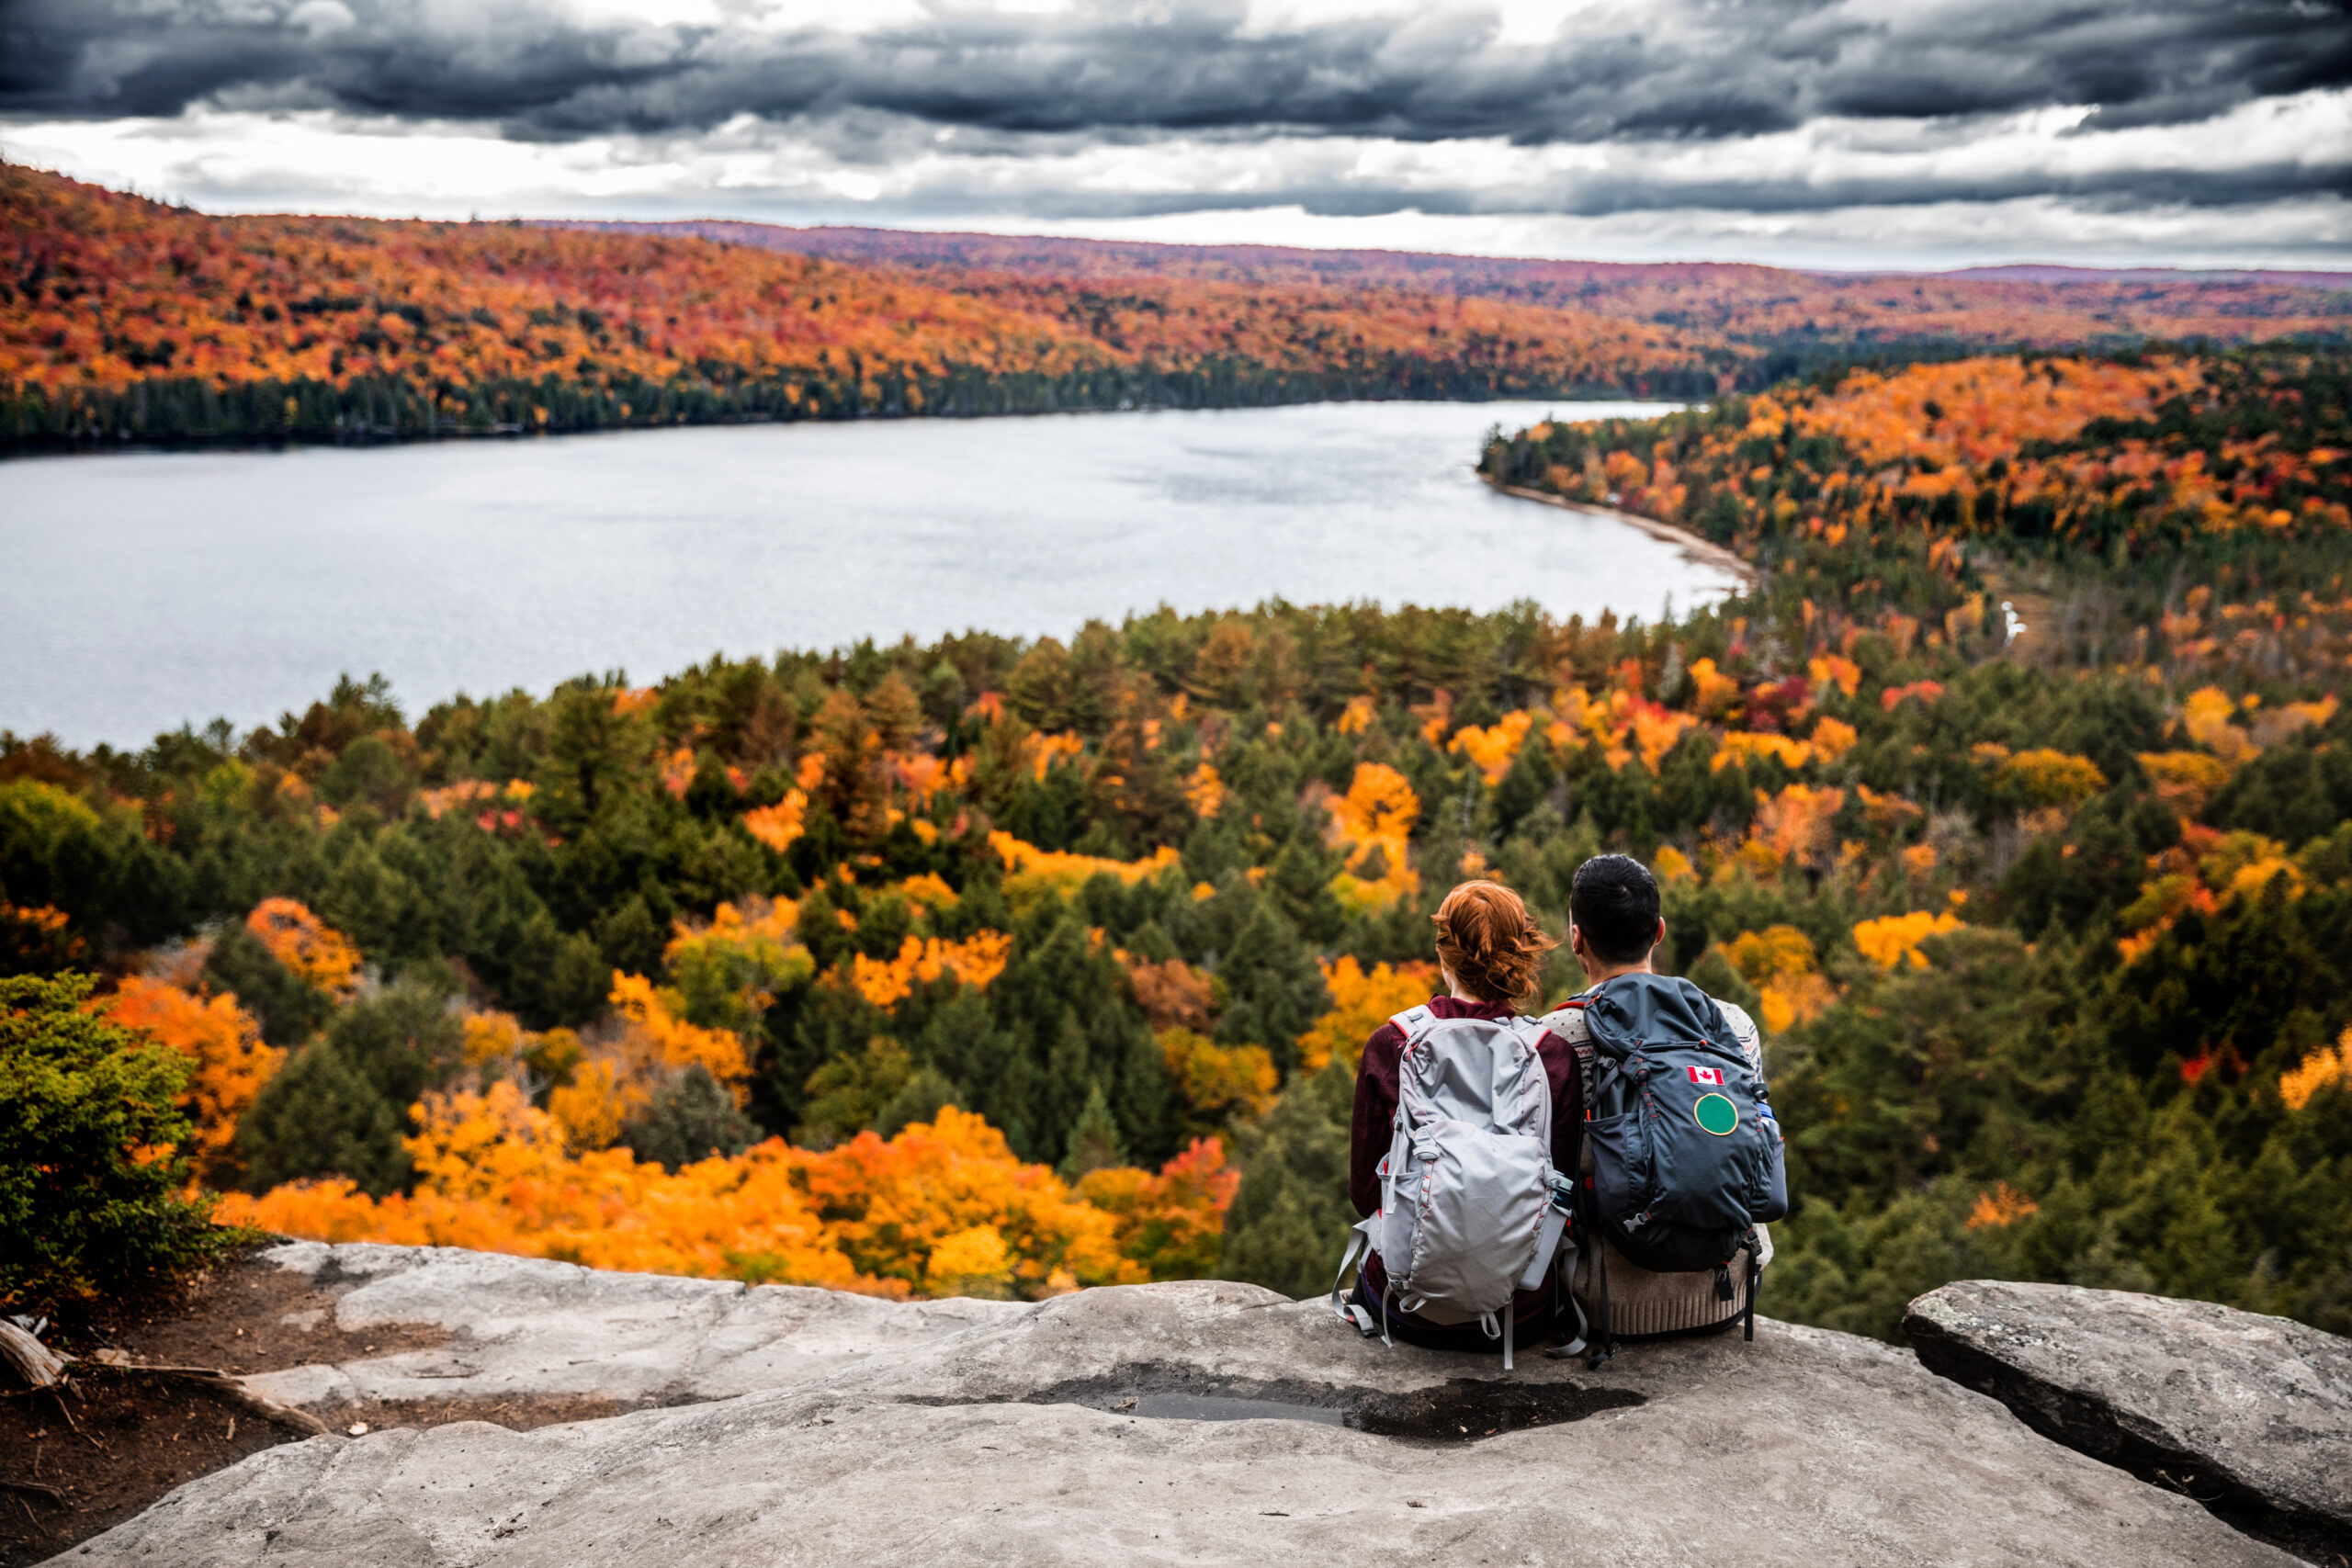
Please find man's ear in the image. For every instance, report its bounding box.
[1651,917,1667,953]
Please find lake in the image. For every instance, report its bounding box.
[1,400,1736,748]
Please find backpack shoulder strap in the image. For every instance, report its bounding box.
[1387,1004,1439,1047]
[1385,1005,1441,1129]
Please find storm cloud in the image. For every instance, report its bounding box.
[2,0,2346,264]
[5,0,2347,147]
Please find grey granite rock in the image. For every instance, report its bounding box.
[241,1240,1030,1412]
[61,1279,2293,1567]
[1906,1280,2352,1564]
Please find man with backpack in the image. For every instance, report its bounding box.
[1538,854,1783,1353]
[1332,858,1784,1365]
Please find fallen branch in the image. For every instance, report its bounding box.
[0,1479,63,1504]
[0,1322,66,1391]
[90,1364,330,1437]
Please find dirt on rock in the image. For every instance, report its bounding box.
[0,1247,632,1568]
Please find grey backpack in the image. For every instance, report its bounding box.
[1329,1006,1572,1369]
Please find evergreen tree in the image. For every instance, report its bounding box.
[1058,1083,1126,1181]
[203,923,332,1047]
[1213,902,1331,1074]
[1218,1063,1354,1299]
[874,1066,961,1138]
[234,975,465,1194]
[236,1041,410,1196]
[2,973,222,1304]
[620,1066,763,1170]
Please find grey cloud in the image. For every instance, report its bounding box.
[3,0,2347,147]
[761,160,2352,225]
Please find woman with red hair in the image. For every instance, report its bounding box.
[1343,879,1580,1351]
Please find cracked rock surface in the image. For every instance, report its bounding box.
[1905,1280,2352,1563]
[237,1241,1030,1413]
[62,1275,2293,1567]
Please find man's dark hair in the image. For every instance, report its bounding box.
[1569,853,1662,965]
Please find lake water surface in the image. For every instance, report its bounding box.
[2,400,1735,748]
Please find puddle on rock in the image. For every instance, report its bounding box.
[972,1370,1645,1445]
[1350,1379,1644,1441]
[1131,1393,1346,1427]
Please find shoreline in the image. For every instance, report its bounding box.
[1482,473,1760,589]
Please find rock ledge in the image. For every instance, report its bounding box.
[1906,1280,2351,1564]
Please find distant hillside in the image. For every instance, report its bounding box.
[552,218,2352,367]
[6,159,2343,449]
[0,163,1724,447]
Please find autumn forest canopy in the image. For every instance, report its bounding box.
[3,160,2346,448]
[6,158,2352,1349]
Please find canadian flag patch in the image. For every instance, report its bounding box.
[1688,1066,1725,1086]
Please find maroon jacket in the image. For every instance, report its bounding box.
[1349,995,1584,1320]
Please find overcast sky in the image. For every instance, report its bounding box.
[2,0,2346,270]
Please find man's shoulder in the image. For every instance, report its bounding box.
[1712,998,1763,1059]
[1532,983,1758,1057]
[1532,998,1594,1045]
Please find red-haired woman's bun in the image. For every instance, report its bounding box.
[1431,882,1557,1006]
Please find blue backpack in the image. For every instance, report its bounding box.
[1566,973,1788,1358]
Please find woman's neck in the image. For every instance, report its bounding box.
[1441,969,1497,1007]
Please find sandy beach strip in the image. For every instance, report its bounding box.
[1484,474,1759,589]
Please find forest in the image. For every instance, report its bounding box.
[5,159,2344,448]
[6,340,2351,1343]
[0,161,1722,447]
[582,216,2352,372]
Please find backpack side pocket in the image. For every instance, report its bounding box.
[1751,1108,1789,1223]
[1586,1111,1642,1223]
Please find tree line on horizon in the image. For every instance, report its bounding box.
[6,342,2352,1346]
[3,159,2344,450]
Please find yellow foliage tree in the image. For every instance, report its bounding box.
[1852,911,1965,970]
[2179,686,2259,766]
[1326,764,1420,912]
[1296,955,1438,1071]
[1747,784,1846,874]
[989,831,1182,903]
[2000,749,2109,807]
[848,931,1014,1010]
[2280,1030,2352,1111]
[2137,750,2233,817]
[215,1094,1238,1301]
[741,790,809,853]
[1720,926,1836,1032]
[1448,710,1536,786]
[1159,1028,1278,1123]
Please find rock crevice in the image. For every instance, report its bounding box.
[1906,1280,2350,1565]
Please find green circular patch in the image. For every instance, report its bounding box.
[1693,1093,1739,1136]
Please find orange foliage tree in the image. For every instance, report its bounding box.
[102,976,283,1166]
[245,897,360,996]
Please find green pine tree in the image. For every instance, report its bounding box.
[1218,1063,1355,1299]
[236,1039,410,1196]
[1058,1083,1126,1181]
[1213,902,1331,1074]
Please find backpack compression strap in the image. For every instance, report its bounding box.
[1329,1216,1387,1344]
[1329,1007,1439,1348]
